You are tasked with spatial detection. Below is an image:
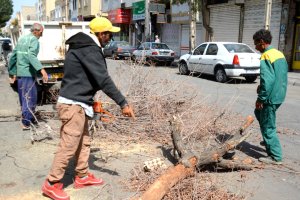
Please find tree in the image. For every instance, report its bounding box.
[0,0,13,28]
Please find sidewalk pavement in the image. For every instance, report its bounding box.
[0,64,20,118]
[287,72,300,87]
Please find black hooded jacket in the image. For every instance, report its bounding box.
[59,32,127,107]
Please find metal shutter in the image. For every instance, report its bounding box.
[161,23,181,56]
[242,0,282,49]
[180,24,204,56]
[209,2,241,42]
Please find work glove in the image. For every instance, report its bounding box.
[122,104,136,120]
[255,100,263,110]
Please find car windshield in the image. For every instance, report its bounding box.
[0,39,11,43]
[223,44,254,53]
[151,43,169,50]
[115,41,131,47]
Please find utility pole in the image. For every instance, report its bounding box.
[264,0,272,30]
[189,0,196,50]
[145,0,151,41]
[65,0,68,21]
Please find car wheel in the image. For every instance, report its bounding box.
[166,61,173,66]
[131,55,136,62]
[112,52,118,60]
[178,62,190,75]
[145,57,153,66]
[245,76,257,83]
[215,67,228,83]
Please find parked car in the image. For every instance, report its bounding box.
[0,38,12,61]
[103,40,136,59]
[132,42,175,66]
[178,42,261,83]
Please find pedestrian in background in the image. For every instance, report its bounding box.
[1,39,12,67]
[41,17,135,200]
[253,29,288,165]
[8,23,48,130]
[155,35,160,43]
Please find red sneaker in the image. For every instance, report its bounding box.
[41,180,70,200]
[74,173,104,189]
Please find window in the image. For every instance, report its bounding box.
[145,43,150,50]
[223,44,254,53]
[193,44,207,55]
[73,0,77,10]
[206,44,218,55]
[151,43,169,49]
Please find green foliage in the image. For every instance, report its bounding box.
[0,0,13,28]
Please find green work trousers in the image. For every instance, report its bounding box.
[254,104,282,161]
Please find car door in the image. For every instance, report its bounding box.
[135,43,145,61]
[200,43,218,75]
[187,43,207,73]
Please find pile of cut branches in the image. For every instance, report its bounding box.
[92,62,245,145]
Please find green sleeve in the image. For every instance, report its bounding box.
[8,48,17,76]
[257,59,275,103]
[28,37,43,71]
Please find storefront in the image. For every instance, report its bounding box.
[108,8,131,41]
[132,0,145,46]
[208,0,282,50]
[292,17,300,70]
[242,0,282,50]
[171,2,205,56]
[208,1,241,42]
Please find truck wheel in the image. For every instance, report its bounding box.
[245,76,257,83]
[166,61,172,66]
[215,68,228,83]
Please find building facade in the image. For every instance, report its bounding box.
[37,0,55,21]
[14,0,300,71]
[77,0,101,21]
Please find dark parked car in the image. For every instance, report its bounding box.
[103,41,136,59]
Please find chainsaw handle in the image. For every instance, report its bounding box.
[100,110,115,123]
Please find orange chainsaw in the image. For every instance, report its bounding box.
[93,101,115,123]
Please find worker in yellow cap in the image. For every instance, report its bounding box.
[41,17,135,200]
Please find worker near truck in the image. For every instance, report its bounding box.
[41,17,135,200]
[8,23,48,130]
[253,29,288,165]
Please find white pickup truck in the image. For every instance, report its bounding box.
[10,21,90,85]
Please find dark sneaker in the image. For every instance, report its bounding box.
[258,156,282,165]
[42,180,70,200]
[74,173,104,189]
[260,141,265,146]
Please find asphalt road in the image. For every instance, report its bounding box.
[107,59,300,200]
[0,59,299,200]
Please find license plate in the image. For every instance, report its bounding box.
[160,52,169,55]
[246,69,258,72]
[49,73,63,79]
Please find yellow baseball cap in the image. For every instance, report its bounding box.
[89,17,120,34]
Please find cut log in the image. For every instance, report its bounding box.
[136,157,197,200]
[135,115,254,200]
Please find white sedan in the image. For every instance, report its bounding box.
[178,42,261,83]
[132,42,175,66]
